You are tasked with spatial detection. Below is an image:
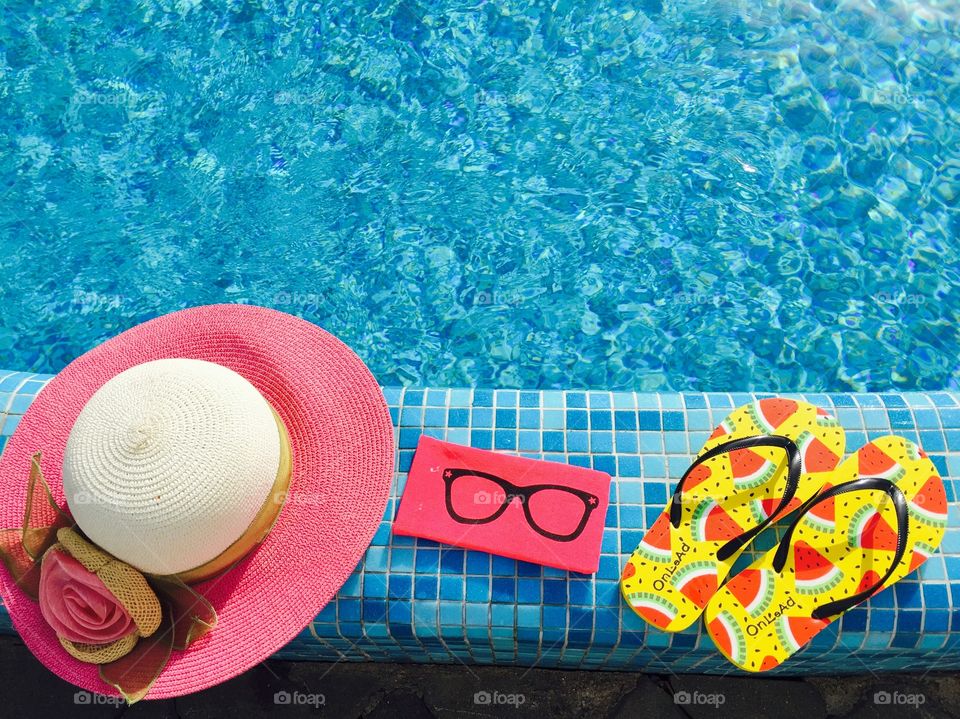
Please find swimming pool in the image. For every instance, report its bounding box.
[0,1,957,391]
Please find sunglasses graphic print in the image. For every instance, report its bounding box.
[394,436,612,573]
[442,468,600,542]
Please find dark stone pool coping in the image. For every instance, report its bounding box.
[1,635,957,718]
[2,372,959,677]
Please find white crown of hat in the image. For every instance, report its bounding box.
[62,358,282,576]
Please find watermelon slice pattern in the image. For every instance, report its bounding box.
[729,448,778,490]
[857,443,906,483]
[758,655,780,671]
[704,438,946,673]
[634,512,673,564]
[908,541,938,572]
[747,398,798,433]
[627,592,678,629]
[725,569,775,618]
[709,610,747,665]
[904,441,922,461]
[775,615,829,654]
[855,570,882,596]
[708,416,736,440]
[623,399,848,635]
[815,407,840,427]
[908,476,948,528]
[684,463,713,492]
[670,560,719,609]
[690,499,744,543]
[748,495,804,526]
[747,498,773,526]
[847,505,898,552]
[794,540,843,595]
[797,431,840,474]
[802,483,835,533]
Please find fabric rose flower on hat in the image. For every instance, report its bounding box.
[39,528,161,664]
[1,454,219,702]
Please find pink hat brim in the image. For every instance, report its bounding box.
[0,304,395,698]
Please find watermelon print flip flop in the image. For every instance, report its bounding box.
[620,399,845,632]
[704,436,947,672]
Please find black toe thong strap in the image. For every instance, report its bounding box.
[668,434,802,561]
[771,476,909,620]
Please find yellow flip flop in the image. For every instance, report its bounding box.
[620,399,845,632]
[704,436,947,672]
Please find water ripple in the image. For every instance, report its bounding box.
[0,0,958,391]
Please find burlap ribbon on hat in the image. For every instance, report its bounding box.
[0,455,220,703]
[51,527,163,664]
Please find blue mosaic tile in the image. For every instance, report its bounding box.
[519,391,540,408]
[495,390,517,407]
[473,389,493,406]
[614,432,639,455]
[830,394,856,407]
[495,408,517,428]
[0,377,957,672]
[518,409,539,429]
[638,411,661,431]
[403,389,425,406]
[565,393,587,408]
[662,412,685,431]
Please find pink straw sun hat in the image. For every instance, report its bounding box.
[0,304,395,699]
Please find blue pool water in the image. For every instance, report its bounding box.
[0,1,958,392]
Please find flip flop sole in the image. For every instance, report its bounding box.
[704,436,947,671]
[620,399,845,632]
